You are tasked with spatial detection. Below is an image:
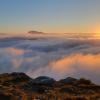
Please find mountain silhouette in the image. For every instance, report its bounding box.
[28,30,45,34]
[0,72,100,100]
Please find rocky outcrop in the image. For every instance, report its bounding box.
[59,77,77,84]
[31,76,56,85]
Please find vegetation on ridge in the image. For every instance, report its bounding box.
[0,72,100,100]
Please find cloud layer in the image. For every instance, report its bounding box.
[0,36,100,84]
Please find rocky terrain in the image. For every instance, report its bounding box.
[0,72,100,100]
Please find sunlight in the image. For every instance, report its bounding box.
[91,25,100,39]
[93,26,100,34]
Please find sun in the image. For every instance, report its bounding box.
[91,25,100,38]
[93,26,100,34]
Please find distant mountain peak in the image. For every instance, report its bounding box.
[28,30,45,34]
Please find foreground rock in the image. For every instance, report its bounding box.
[0,72,100,100]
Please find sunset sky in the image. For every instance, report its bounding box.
[0,0,100,34]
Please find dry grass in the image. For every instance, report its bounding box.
[0,72,100,100]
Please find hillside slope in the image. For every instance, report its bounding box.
[0,72,100,100]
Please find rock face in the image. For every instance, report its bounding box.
[0,72,100,100]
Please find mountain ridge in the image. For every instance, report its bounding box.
[0,72,100,100]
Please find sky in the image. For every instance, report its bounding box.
[0,0,100,34]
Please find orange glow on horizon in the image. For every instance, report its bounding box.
[92,25,100,34]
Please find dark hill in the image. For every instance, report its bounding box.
[0,72,100,100]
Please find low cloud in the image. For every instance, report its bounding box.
[0,37,100,84]
[28,54,100,84]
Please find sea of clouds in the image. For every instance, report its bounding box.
[0,34,100,84]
